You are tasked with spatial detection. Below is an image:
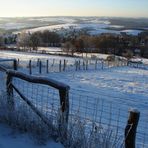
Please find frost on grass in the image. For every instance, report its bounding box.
[0,91,59,145]
[0,92,123,148]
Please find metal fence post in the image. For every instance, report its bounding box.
[125,109,140,148]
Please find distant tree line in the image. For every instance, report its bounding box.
[17,30,61,50]
[0,30,148,58]
[62,32,148,58]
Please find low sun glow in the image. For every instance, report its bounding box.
[0,0,148,17]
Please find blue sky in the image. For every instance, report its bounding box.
[0,0,148,17]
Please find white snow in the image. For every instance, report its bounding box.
[0,124,63,148]
[121,29,142,36]
[0,51,148,147]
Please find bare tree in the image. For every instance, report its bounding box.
[62,41,76,56]
[17,32,31,50]
[0,36,4,47]
[30,33,41,50]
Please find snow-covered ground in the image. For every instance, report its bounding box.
[0,124,63,148]
[18,22,142,36]
[1,17,140,36]
[0,51,148,147]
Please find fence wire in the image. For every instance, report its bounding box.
[17,58,127,75]
[69,88,148,148]
[0,59,148,147]
[13,77,61,126]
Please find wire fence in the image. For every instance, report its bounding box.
[69,88,148,148]
[16,58,127,75]
[0,59,148,147]
[128,61,148,70]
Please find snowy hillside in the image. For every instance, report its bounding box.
[0,51,148,147]
[0,17,145,35]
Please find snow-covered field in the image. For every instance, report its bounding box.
[0,51,148,147]
[18,22,142,36]
[0,17,141,36]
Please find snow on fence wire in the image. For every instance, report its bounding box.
[69,88,148,148]
[16,58,127,75]
[0,65,70,143]
[0,64,147,147]
[127,61,148,70]
[0,59,17,92]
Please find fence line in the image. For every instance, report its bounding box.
[0,65,70,142]
[16,58,128,75]
[127,61,148,70]
[0,62,147,147]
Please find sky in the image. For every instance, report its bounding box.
[0,0,148,18]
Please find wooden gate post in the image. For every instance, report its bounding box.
[59,88,70,141]
[125,109,140,148]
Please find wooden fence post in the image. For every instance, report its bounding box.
[59,60,62,72]
[29,60,32,75]
[101,60,104,70]
[37,58,40,66]
[83,60,85,70]
[53,59,55,66]
[75,61,78,71]
[63,59,66,71]
[13,59,17,70]
[46,60,49,73]
[108,60,109,67]
[95,60,97,70]
[86,60,88,70]
[78,60,81,70]
[125,109,140,148]
[17,59,20,66]
[6,72,14,111]
[59,88,69,140]
[39,60,42,74]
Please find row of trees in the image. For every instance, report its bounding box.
[17,30,61,50]
[62,33,148,58]
[1,30,148,58]
[0,36,4,47]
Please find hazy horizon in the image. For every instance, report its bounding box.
[0,16,148,19]
[0,0,148,18]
